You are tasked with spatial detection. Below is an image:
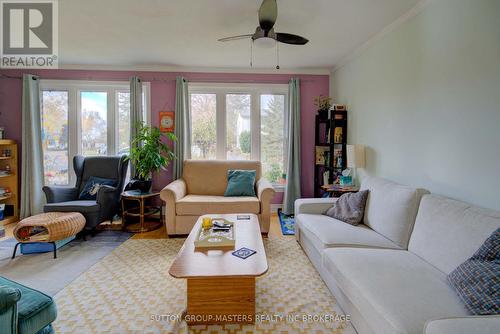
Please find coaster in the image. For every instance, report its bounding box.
[237,215,251,220]
[232,247,256,259]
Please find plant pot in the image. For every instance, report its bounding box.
[318,109,329,120]
[125,179,152,193]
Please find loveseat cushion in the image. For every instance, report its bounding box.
[296,214,401,252]
[176,195,260,215]
[323,248,468,334]
[0,276,57,334]
[360,176,429,249]
[409,194,500,274]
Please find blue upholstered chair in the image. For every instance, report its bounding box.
[0,276,57,334]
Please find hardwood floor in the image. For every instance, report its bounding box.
[1,213,284,241]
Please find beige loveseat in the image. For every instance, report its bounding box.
[160,160,275,235]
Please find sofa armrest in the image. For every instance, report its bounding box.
[0,285,21,313]
[160,179,187,203]
[256,178,275,203]
[294,198,338,216]
[42,186,79,203]
[425,316,500,334]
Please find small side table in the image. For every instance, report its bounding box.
[121,190,162,233]
[321,184,360,198]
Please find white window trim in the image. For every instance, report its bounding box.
[40,79,150,186]
[188,82,288,188]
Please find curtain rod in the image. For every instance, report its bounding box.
[0,74,313,83]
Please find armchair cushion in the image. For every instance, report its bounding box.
[224,170,256,197]
[44,200,100,214]
[78,177,117,200]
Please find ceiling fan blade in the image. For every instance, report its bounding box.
[258,0,277,31]
[218,34,253,42]
[275,32,309,45]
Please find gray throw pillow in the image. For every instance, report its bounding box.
[324,190,369,225]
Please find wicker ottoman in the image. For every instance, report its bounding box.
[12,212,86,259]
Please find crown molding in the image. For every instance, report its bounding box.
[58,64,331,75]
[331,0,435,74]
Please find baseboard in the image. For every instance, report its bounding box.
[271,204,282,213]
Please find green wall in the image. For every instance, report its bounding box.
[331,0,500,210]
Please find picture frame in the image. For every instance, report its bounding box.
[159,111,175,132]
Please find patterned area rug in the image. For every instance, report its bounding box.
[53,237,353,333]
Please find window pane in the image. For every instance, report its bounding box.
[81,92,107,156]
[117,91,130,155]
[226,94,251,160]
[41,91,69,185]
[260,94,286,184]
[190,93,216,159]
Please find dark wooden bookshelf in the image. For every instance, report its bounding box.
[314,109,347,197]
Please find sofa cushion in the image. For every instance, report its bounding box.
[409,194,500,274]
[324,190,369,225]
[176,195,260,215]
[183,160,261,196]
[447,228,500,315]
[224,170,256,197]
[0,276,57,334]
[323,248,468,334]
[296,213,401,252]
[360,176,429,249]
[424,316,500,334]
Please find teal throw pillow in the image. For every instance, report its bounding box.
[224,170,256,197]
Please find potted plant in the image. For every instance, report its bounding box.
[127,122,177,193]
[314,95,332,120]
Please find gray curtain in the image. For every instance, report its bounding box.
[129,76,143,178]
[20,74,44,218]
[173,76,190,180]
[283,78,301,215]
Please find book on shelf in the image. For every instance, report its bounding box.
[334,127,343,143]
[315,146,330,165]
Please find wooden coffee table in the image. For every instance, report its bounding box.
[169,214,268,325]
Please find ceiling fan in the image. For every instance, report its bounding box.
[218,0,309,45]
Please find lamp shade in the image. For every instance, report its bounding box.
[347,144,365,168]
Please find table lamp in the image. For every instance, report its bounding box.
[347,144,366,185]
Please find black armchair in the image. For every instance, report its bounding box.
[43,155,129,231]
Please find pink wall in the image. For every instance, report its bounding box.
[0,69,328,200]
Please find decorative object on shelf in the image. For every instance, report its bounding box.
[314,95,332,120]
[159,111,175,133]
[126,123,177,193]
[194,217,235,249]
[340,169,353,186]
[314,108,347,197]
[0,127,4,140]
[347,144,366,186]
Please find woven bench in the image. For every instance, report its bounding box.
[12,212,86,259]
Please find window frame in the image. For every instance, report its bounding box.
[40,79,151,186]
[188,82,288,188]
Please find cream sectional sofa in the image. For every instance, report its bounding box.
[295,176,500,334]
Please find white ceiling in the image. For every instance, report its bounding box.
[58,0,420,72]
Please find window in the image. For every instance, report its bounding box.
[188,83,288,186]
[40,80,150,186]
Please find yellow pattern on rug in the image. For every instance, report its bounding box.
[54,237,351,333]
